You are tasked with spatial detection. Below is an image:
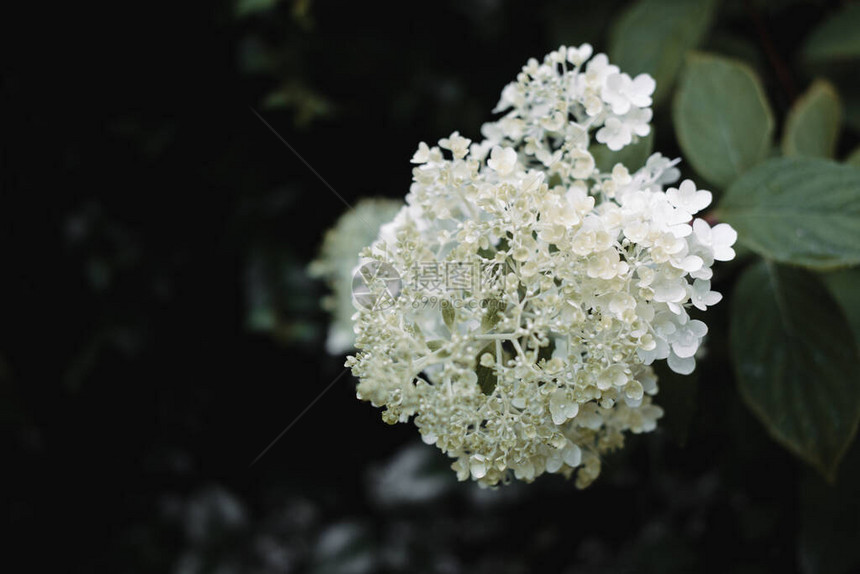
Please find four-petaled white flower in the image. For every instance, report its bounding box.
[602,72,656,115]
[595,117,631,151]
[667,179,712,218]
[691,278,723,311]
[549,389,580,425]
[693,219,738,261]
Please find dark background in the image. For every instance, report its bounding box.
[4,1,859,572]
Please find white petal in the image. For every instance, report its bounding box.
[563,443,582,467]
[667,352,696,375]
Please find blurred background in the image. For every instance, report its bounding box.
[4,0,860,572]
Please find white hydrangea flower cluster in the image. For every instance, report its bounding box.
[346,45,736,488]
[309,198,403,354]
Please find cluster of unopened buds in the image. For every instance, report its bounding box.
[315,45,736,488]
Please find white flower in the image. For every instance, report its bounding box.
[671,319,708,358]
[469,139,494,162]
[546,440,582,473]
[566,43,593,66]
[644,153,681,188]
[622,107,653,138]
[601,72,656,115]
[585,53,619,87]
[493,82,524,113]
[594,110,651,152]
[470,455,489,479]
[690,278,722,311]
[668,352,696,376]
[549,389,580,425]
[596,117,632,151]
[309,198,404,354]
[570,149,595,179]
[439,131,472,159]
[667,179,712,217]
[693,219,738,261]
[487,146,518,175]
[411,142,431,164]
[342,46,735,489]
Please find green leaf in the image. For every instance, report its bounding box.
[672,52,774,189]
[590,130,654,173]
[442,303,456,331]
[427,339,446,352]
[719,157,860,269]
[481,298,504,332]
[609,0,716,104]
[731,261,860,481]
[782,80,842,159]
[820,268,860,352]
[704,32,765,72]
[803,3,860,65]
[477,363,498,396]
[846,146,860,166]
